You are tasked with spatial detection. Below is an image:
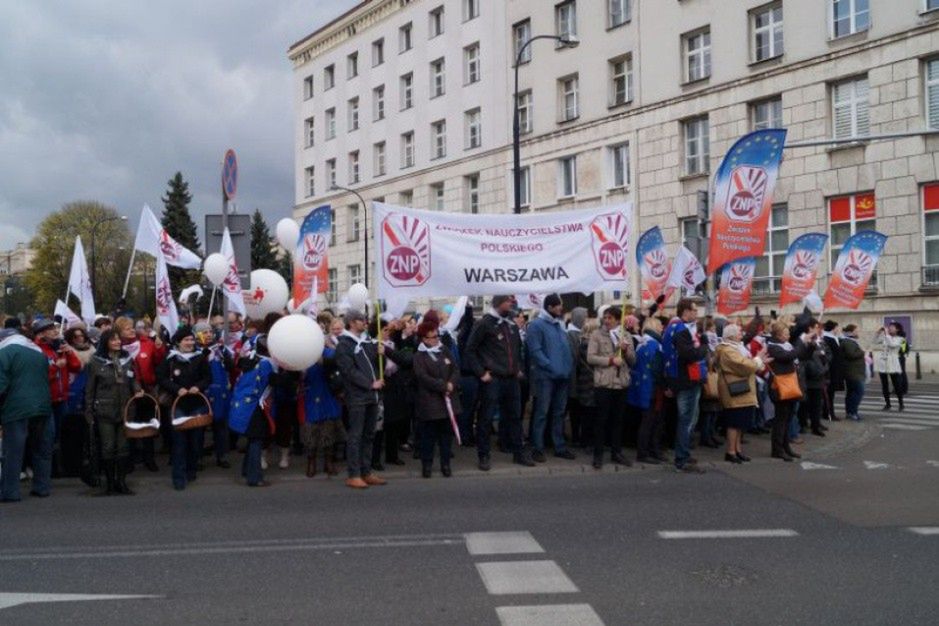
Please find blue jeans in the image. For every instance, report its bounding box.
[171,428,200,489]
[788,401,802,440]
[242,438,264,485]
[531,378,570,454]
[1,415,54,501]
[844,378,865,417]
[458,375,479,444]
[477,377,522,459]
[674,386,702,468]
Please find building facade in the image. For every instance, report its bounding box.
[290,0,939,368]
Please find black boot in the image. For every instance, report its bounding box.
[97,460,116,496]
[422,463,432,478]
[441,463,452,477]
[115,458,134,495]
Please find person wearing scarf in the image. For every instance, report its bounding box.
[822,320,845,421]
[714,325,765,465]
[157,326,212,491]
[766,320,816,462]
[412,321,460,478]
[85,329,143,495]
[628,317,666,464]
[299,338,343,478]
[370,318,414,472]
[229,334,278,487]
[196,322,233,470]
[115,316,165,473]
[61,326,94,479]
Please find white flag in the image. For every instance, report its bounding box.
[220,227,246,316]
[307,276,319,319]
[54,299,82,329]
[666,246,707,296]
[133,204,202,269]
[155,250,180,332]
[67,236,96,324]
[515,293,545,310]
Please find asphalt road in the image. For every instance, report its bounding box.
[2,384,938,625]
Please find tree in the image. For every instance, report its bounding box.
[24,201,132,315]
[161,172,201,287]
[250,209,278,270]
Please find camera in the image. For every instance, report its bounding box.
[51,338,64,352]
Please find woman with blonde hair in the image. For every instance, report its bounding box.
[714,324,766,464]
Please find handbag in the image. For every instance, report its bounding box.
[726,379,751,397]
[771,370,803,401]
[703,370,719,400]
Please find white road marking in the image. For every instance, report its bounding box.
[496,604,604,626]
[800,462,839,470]
[880,417,939,425]
[0,593,161,611]
[657,529,798,539]
[880,424,929,431]
[476,560,579,595]
[464,531,545,556]
[863,461,890,470]
[908,527,939,535]
[926,461,939,467]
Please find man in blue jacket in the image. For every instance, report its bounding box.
[525,294,575,462]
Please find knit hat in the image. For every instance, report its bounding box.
[193,321,213,335]
[543,294,562,308]
[569,307,587,329]
[32,318,56,334]
[172,325,195,345]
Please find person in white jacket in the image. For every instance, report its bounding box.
[872,324,904,411]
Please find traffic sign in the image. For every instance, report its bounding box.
[222,149,238,200]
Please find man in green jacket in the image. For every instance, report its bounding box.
[841,324,867,421]
[0,327,54,501]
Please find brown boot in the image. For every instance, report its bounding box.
[306,451,317,478]
[324,449,339,476]
[363,474,387,486]
[345,477,368,489]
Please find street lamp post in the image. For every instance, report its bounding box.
[331,185,369,288]
[512,34,579,214]
[90,214,128,307]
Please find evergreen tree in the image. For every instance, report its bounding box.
[276,251,293,290]
[250,209,278,270]
[161,172,201,287]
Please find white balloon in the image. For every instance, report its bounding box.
[246,269,289,318]
[268,314,324,371]
[347,282,369,311]
[276,218,300,251]
[203,253,229,286]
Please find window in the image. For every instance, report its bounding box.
[373,85,385,121]
[399,22,413,53]
[684,28,711,82]
[304,166,315,197]
[325,108,336,139]
[610,55,632,106]
[923,183,939,285]
[347,52,358,78]
[559,74,579,121]
[465,108,481,149]
[327,268,338,302]
[465,174,480,213]
[752,96,783,130]
[326,159,337,189]
[518,166,531,208]
[753,205,789,294]
[324,64,335,90]
[752,3,783,62]
[372,39,384,66]
[400,189,413,206]
[928,0,939,11]
[400,73,413,110]
[348,206,361,242]
[829,192,878,287]
[401,131,415,168]
[429,6,445,37]
[464,0,479,21]
[558,156,577,198]
[513,19,532,64]
[832,76,869,139]
[517,90,533,134]
[348,97,359,131]
[431,120,447,159]
[374,142,386,176]
[609,0,630,28]
[609,143,630,189]
[831,0,869,38]
[430,58,446,97]
[329,208,336,246]
[304,117,315,148]
[303,75,314,100]
[684,115,710,176]
[430,183,445,210]
[348,264,362,288]
[464,43,481,84]
[348,151,360,184]
[556,1,577,43]
[926,58,939,129]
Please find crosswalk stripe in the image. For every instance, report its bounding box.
[908,527,939,536]
[880,416,939,425]
[496,604,604,626]
[464,532,544,556]
[863,412,939,420]
[657,529,799,539]
[881,424,929,430]
[860,398,939,405]
[476,561,579,595]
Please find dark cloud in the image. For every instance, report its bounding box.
[0,0,356,250]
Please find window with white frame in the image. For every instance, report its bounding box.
[465,174,480,213]
[753,204,789,294]
[348,206,361,242]
[832,76,869,139]
[401,131,415,168]
[684,115,710,176]
[609,0,630,28]
[752,3,783,62]
[327,268,338,301]
[329,208,336,246]
[926,58,939,129]
[372,38,384,66]
[556,1,577,43]
[400,73,413,110]
[923,183,939,284]
[752,96,783,130]
[304,117,315,148]
[348,151,360,184]
[517,90,533,134]
[513,19,532,64]
[609,142,630,189]
[464,0,479,21]
[831,0,869,38]
[399,189,413,206]
[429,6,445,37]
[348,97,359,131]
[348,264,362,288]
[325,108,336,139]
[559,74,579,121]
[558,156,577,198]
[464,43,481,84]
[324,64,335,90]
[326,158,336,189]
[430,58,446,98]
[304,166,315,197]
[465,109,481,149]
[399,22,413,53]
[347,52,358,78]
[928,0,939,10]
[684,28,711,82]
[303,75,314,100]
[518,166,531,208]
[373,85,385,121]
[431,120,447,159]
[430,183,445,210]
[374,142,386,176]
[829,192,878,286]
[610,55,632,106]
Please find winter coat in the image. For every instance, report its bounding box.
[803,341,830,390]
[72,345,94,367]
[627,331,663,410]
[156,350,212,408]
[667,323,710,391]
[299,348,342,424]
[840,337,867,382]
[525,311,574,382]
[765,340,814,376]
[85,352,141,424]
[413,346,461,423]
[464,313,523,379]
[229,358,276,437]
[133,335,166,388]
[66,369,88,415]
[714,343,759,409]
[873,333,902,374]
[36,338,82,404]
[0,334,52,425]
[381,336,416,424]
[205,346,232,422]
[822,334,845,390]
[457,304,477,376]
[586,327,637,390]
[335,332,402,407]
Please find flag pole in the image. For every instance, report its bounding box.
[121,247,138,299]
[208,287,217,318]
[374,300,384,381]
[617,278,629,358]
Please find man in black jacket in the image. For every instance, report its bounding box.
[822,320,845,421]
[465,295,534,471]
[669,299,710,474]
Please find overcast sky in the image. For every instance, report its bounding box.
[0,0,357,251]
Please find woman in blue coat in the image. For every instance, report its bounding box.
[299,345,342,477]
[628,317,666,464]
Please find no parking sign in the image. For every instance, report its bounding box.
[222,149,238,201]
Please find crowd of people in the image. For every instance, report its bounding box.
[0,294,911,499]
